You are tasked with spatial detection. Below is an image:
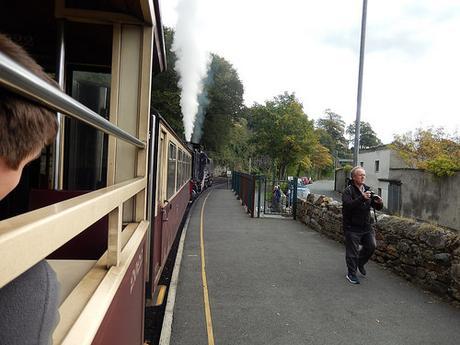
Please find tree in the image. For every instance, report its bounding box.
[249,92,320,179]
[150,28,245,155]
[316,109,349,157]
[151,27,184,137]
[200,55,244,154]
[391,127,460,176]
[217,118,254,172]
[346,121,382,149]
[310,144,334,177]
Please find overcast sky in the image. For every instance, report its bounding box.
[161,0,460,144]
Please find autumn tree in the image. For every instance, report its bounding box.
[391,127,460,176]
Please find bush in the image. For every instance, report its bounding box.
[426,155,459,177]
[343,164,353,176]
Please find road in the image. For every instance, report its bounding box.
[308,179,342,201]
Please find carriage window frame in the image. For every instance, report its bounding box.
[167,142,177,199]
[177,149,183,189]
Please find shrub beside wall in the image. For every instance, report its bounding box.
[297,194,460,302]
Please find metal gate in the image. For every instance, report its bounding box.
[257,177,298,219]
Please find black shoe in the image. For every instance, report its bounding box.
[358,265,367,276]
[346,273,360,284]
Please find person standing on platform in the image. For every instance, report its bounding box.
[342,166,383,284]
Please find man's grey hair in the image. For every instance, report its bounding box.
[350,166,364,178]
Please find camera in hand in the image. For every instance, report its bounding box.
[369,191,379,200]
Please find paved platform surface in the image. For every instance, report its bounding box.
[170,186,460,345]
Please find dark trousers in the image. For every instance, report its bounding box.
[345,230,376,275]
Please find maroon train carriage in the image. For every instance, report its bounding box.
[147,113,193,297]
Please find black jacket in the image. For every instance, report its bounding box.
[342,183,383,233]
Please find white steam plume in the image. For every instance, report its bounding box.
[172,0,211,141]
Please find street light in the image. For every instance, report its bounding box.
[353,0,368,167]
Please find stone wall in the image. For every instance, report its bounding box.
[297,194,460,303]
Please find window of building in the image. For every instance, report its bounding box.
[167,142,177,199]
[375,160,380,172]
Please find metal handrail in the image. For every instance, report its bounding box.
[0,52,145,149]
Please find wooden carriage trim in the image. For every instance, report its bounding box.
[0,177,146,288]
[60,221,148,345]
[52,221,141,344]
[55,0,145,26]
[53,254,107,344]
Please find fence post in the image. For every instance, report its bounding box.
[263,177,267,215]
[251,175,255,218]
[293,177,298,220]
[257,176,261,218]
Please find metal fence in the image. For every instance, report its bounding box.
[259,177,298,219]
[231,172,256,218]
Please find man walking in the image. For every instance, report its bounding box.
[342,166,383,284]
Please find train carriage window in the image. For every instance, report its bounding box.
[177,149,183,188]
[64,69,111,190]
[186,155,189,183]
[167,142,177,199]
[185,155,190,182]
[182,153,185,186]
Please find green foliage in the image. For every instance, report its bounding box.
[248,92,330,179]
[214,118,253,172]
[150,27,245,152]
[426,155,458,177]
[150,28,335,179]
[151,27,184,137]
[201,54,244,153]
[346,121,382,149]
[343,164,353,175]
[316,109,349,157]
[391,127,460,177]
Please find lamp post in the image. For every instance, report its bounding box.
[353,0,368,167]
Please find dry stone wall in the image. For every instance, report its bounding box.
[297,194,460,303]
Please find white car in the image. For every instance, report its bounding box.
[297,181,310,199]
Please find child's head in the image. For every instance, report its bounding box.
[0,33,58,200]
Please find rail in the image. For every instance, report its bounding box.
[231,172,256,218]
[0,51,145,149]
[0,177,146,288]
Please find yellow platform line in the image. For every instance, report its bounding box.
[200,192,215,345]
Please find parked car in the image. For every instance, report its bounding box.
[297,180,310,199]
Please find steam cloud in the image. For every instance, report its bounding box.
[191,67,214,143]
[172,0,211,141]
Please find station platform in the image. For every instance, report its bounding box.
[162,185,460,345]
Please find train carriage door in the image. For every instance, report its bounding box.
[152,130,167,285]
[158,131,167,206]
